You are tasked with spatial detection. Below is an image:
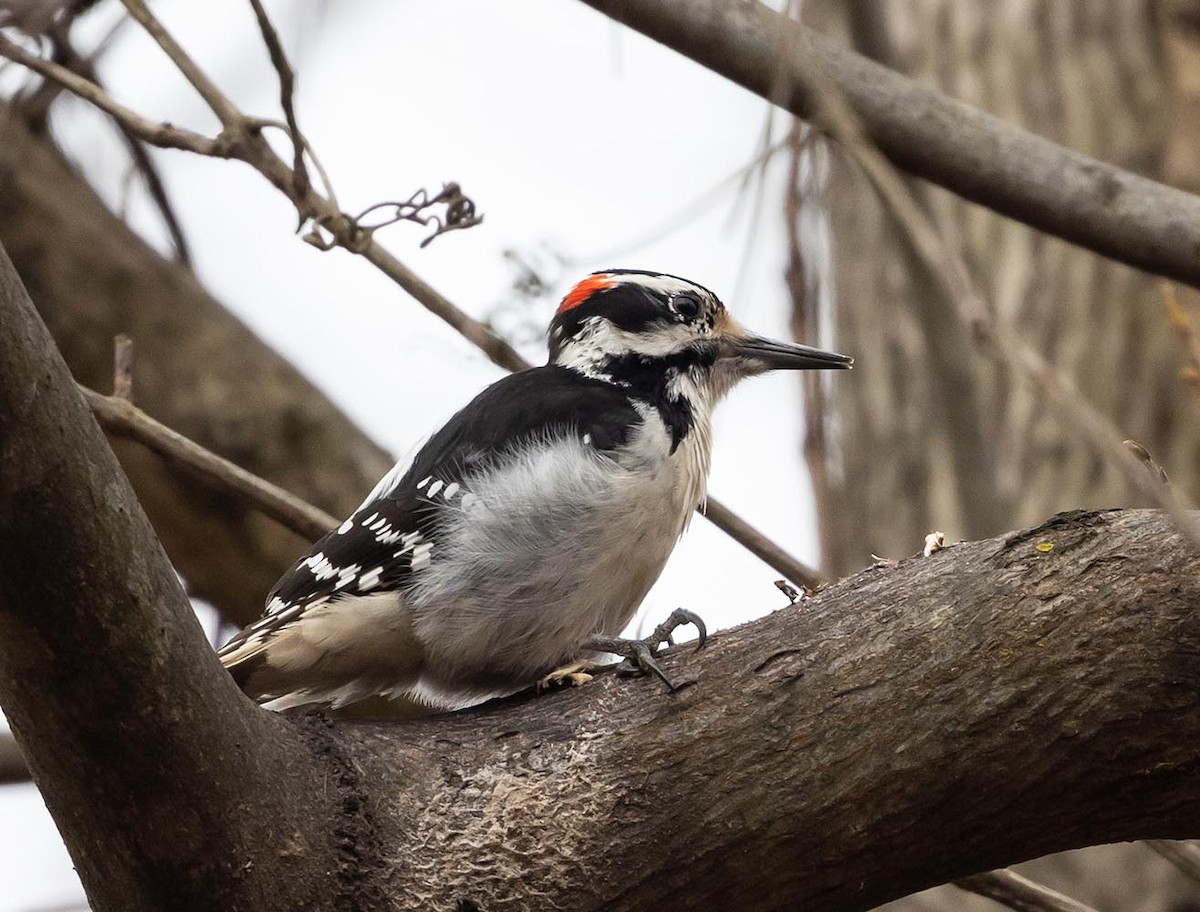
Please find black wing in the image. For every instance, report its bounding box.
[220,366,641,652]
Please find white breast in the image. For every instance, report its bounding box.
[406,417,712,694]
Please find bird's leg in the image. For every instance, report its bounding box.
[538,659,594,692]
[584,608,707,691]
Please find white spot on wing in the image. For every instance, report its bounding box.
[305,552,336,581]
[275,604,305,625]
[335,565,361,589]
[443,482,460,500]
[411,541,433,571]
[394,533,422,559]
[427,479,444,498]
[337,518,354,534]
[359,566,383,591]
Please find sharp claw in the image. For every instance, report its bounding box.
[583,608,706,692]
[633,643,677,690]
[654,607,706,650]
[682,609,708,650]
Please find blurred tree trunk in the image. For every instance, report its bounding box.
[798,3,1200,911]
[0,103,393,627]
[801,0,1200,574]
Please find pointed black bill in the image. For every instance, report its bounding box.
[727,334,854,371]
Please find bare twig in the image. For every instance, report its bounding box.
[247,0,310,217]
[81,386,337,541]
[772,12,1200,548]
[13,18,193,265]
[1145,840,1200,885]
[0,6,825,590]
[703,498,823,589]
[785,122,835,568]
[308,182,483,251]
[118,0,242,128]
[956,870,1102,912]
[578,138,789,265]
[0,31,219,154]
[1124,439,1170,486]
[580,0,1200,291]
[117,114,193,266]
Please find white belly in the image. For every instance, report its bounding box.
[406,414,708,695]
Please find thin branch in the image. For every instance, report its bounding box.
[576,138,789,265]
[117,0,242,128]
[0,31,219,154]
[1145,840,1200,885]
[246,0,310,214]
[703,498,823,589]
[766,9,1200,548]
[116,118,193,266]
[0,7,824,592]
[307,183,483,251]
[15,20,194,265]
[349,183,483,249]
[956,870,1102,912]
[580,0,1200,291]
[81,385,337,541]
[785,122,835,570]
[356,239,529,373]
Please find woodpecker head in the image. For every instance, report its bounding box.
[549,269,852,406]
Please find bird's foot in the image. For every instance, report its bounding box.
[537,659,595,692]
[584,608,707,691]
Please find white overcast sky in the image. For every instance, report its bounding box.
[0,2,829,907]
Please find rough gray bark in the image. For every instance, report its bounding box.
[0,105,393,627]
[329,506,1200,911]
[795,7,1200,909]
[0,241,344,910]
[4,228,1199,910]
[2,237,1197,908]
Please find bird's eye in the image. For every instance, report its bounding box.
[671,294,701,319]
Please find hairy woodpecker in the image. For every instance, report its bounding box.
[219,269,852,713]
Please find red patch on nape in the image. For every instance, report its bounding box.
[557,274,616,315]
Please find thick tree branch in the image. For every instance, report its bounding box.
[0,107,394,626]
[769,13,1200,546]
[307,507,1199,912]
[0,14,825,590]
[579,0,1200,291]
[0,241,343,909]
[2,271,1197,908]
[0,732,26,785]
